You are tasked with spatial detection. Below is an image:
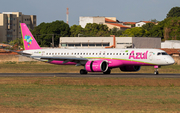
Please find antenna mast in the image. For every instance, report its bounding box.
[66,7,69,24]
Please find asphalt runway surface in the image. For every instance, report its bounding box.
[0,73,180,78]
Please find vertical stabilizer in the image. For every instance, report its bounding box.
[20,23,41,50]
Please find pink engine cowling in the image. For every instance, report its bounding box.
[119,66,141,72]
[85,60,108,72]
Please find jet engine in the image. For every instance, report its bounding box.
[85,60,108,72]
[119,66,141,72]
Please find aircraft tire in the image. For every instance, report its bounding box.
[103,69,111,74]
[154,71,159,75]
[80,69,87,74]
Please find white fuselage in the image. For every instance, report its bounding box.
[23,48,175,66]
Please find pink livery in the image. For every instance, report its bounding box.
[20,23,41,50]
[20,23,175,75]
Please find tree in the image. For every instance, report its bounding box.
[110,27,124,36]
[167,7,180,18]
[9,38,23,50]
[163,17,180,40]
[32,20,70,47]
[83,23,110,36]
[150,19,158,23]
[70,25,84,37]
[142,23,155,31]
[121,27,147,37]
[150,20,165,39]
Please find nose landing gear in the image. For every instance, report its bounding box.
[154,66,160,75]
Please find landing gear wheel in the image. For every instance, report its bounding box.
[103,69,111,74]
[154,67,159,75]
[80,69,87,74]
[154,71,159,75]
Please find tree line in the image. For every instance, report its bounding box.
[10,6,180,47]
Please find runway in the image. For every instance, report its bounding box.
[0,73,180,78]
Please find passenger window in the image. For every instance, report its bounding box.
[119,53,121,55]
[127,53,128,55]
[113,53,115,55]
[116,53,118,55]
[107,53,109,55]
[49,53,51,55]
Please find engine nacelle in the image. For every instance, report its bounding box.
[85,60,108,72]
[120,66,141,72]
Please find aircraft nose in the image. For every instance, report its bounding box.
[166,57,175,64]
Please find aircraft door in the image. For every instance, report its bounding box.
[149,52,153,61]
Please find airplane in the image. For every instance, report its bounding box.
[19,23,175,75]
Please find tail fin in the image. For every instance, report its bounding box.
[20,23,41,50]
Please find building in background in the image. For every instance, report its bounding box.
[79,16,131,30]
[135,21,153,27]
[59,37,161,49]
[161,40,180,49]
[123,22,136,27]
[0,12,36,43]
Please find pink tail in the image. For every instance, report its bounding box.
[20,23,41,50]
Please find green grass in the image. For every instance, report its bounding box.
[0,77,180,112]
[0,63,180,112]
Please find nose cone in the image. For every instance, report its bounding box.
[166,57,175,65]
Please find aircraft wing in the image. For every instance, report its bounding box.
[34,56,88,65]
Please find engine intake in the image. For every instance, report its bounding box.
[85,60,108,72]
[120,66,141,72]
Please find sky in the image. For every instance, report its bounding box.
[0,0,180,26]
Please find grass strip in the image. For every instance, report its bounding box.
[0,77,180,112]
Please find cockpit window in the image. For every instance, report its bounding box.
[157,53,161,55]
[157,52,168,55]
[162,52,168,55]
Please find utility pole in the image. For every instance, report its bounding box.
[52,34,54,48]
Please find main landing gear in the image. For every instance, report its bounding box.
[79,68,111,74]
[103,68,111,74]
[80,69,87,74]
[154,66,160,75]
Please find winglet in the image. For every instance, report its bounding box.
[20,23,41,50]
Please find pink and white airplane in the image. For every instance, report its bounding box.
[20,23,175,75]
